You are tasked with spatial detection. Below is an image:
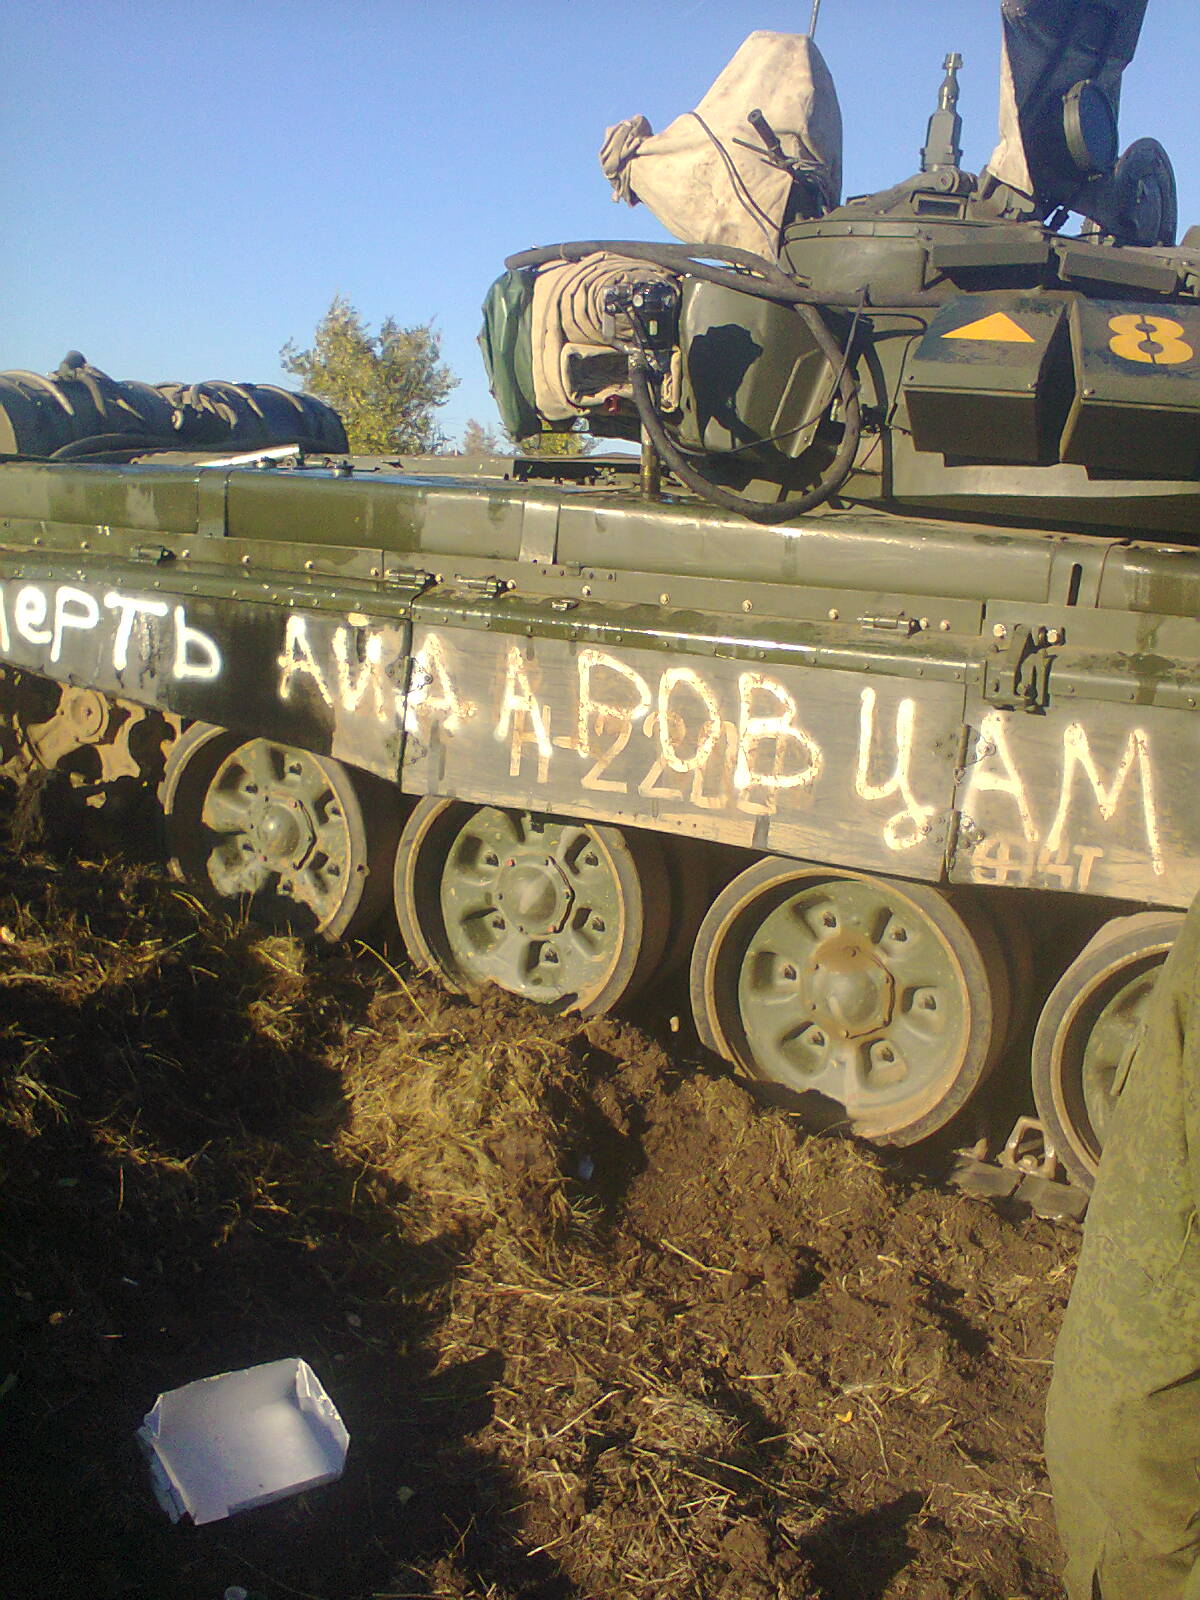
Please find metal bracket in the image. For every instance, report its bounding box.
[448,574,515,599]
[383,567,437,593]
[519,496,561,565]
[197,469,230,540]
[998,1115,1060,1183]
[984,623,1059,712]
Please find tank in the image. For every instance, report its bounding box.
[0,1,1193,1196]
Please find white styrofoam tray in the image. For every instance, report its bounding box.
[137,1357,349,1524]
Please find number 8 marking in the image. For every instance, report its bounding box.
[1108,313,1195,366]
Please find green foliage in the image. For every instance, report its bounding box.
[516,427,597,457]
[459,418,598,458]
[281,295,458,454]
[460,417,508,455]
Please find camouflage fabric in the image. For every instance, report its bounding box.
[1046,897,1200,1599]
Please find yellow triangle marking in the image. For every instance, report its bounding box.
[943,312,1036,344]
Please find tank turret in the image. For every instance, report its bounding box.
[484,1,1198,538]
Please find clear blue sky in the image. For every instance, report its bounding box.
[4,1,1196,448]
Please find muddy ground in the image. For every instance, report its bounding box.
[0,791,1075,1600]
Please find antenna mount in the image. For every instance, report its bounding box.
[921,50,964,173]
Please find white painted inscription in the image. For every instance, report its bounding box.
[172,607,222,682]
[0,582,1178,893]
[104,593,169,671]
[398,629,938,843]
[962,712,1167,886]
[396,630,1181,890]
[855,687,934,851]
[50,587,100,663]
[404,633,476,735]
[277,612,417,728]
[0,581,223,684]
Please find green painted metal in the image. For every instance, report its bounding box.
[200,739,355,917]
[8,456,1200,629]
[735,875,972,1122]
[438,808,629,1004]
[4,19,1200,1164]
[676,278,837,463]
[478,21,1198,535]
[1075,966,1160,1152]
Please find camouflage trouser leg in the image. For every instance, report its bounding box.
[1045,899,1200,1600]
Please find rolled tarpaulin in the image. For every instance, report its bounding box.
[0,352,348,459]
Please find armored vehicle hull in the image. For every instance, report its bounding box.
[0,452,1195,1189]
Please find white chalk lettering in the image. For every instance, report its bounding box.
[277,615,332,706]
[577,650,652,755]
[103,592,170,671]
[404,633,475,735]
[332,626,389,717]
[49,586,100,664]
[495,644,552,777]
[572,650,650,793]
[734,672,823,793]
[636,741,687,800]
[657,666,724,776]
[1073,844,1104,893]
[581,713,633,793]
[971,835,1109,895]
[172,607,222,682]
[14,586,51,646]
[690,721,740,811]
[1044,722,1164,876]
[855,688,934,850]
[963,712,1038,843]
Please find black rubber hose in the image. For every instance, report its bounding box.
[629,307,862,525]
[506,238,805,297]
[503,239,942,310]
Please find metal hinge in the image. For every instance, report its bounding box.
[133,544,177,566]
[858,610,920,636]
[383,567,437,592]
[447,574,515,598]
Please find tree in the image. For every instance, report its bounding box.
[461,417,507,455]
[516,427,597,457]
[281,295,457,455]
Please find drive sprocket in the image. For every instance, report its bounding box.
[0,667,180,800]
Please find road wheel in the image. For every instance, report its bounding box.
[690,858,1009,1144]
[393,797,669,1015]
[161,722,399,940]
[1031,911,1182,1191]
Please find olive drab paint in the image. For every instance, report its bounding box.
[1,469,1199,912]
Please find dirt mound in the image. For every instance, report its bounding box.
[0,799,1073,1599]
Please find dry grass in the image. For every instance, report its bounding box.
[0,790,1073,1600]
